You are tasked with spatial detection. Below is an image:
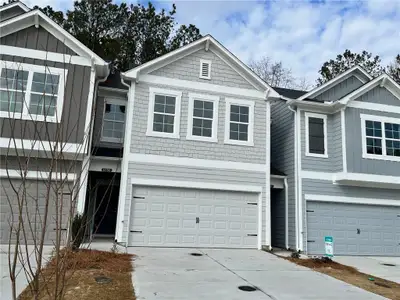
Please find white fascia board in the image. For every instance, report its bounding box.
[0,1,30,13]
[0,138,84,155]
[128,153,266,172]
[0,169,76,181]
[333,172,400,187]
[0,45,91,66]
[298,66,372,101]
[348,101,400,118]
[288,99,344,114]
[0,10,107,67]
[139,74,267,99]
[131,177,263,193]
[305,194,400,207]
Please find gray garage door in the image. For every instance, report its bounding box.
[306,201,400,256]
[129,186,259,248]
[0,179,71,245]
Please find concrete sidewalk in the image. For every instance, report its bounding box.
[334,256,400,284]
[0,245,53,300]
[130,247,385,300]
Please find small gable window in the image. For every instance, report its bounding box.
[199,59,211,80]
[305,112,328,158]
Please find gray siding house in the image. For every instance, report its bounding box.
[271,66,400,256]
[0,2,108,244]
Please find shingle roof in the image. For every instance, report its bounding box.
[273,87,308,99]
[99,70,128,90]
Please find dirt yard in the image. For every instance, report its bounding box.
[287,257,400,300]
[19,249,135,300]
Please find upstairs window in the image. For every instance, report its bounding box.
[101,99,126,143]
[146,87,182,139]
[224,98,254,146]
[305,112,328,158]
[199,59,211,79]
[187,93,219,142]
[362,114,400,161]
[0,61,66,122]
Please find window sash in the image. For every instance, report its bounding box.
[365,119,400,157]
[101,101,126,142]
[152,94,176,134]
[305,113,327,157]
[192,99,214,138]
[229,105,249,141]
[0,61,65,121]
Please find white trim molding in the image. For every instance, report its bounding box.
[305,112,328,158]
[0,60,67,123]
[146,87,182,139]
[300,170,334,181]
[0,138,84,155]
[131,177,263,193]
[333,172,400,189]
[348,101,400,115]
[224,98,255,146]
[360,114,400,162]
[0,1,30,13]
[340,109,347,172]
[0,169,76,181]
[128,153,266,172]
[186,93,219,143]
[305,194,400,207]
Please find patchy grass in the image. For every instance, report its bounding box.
[287,257,400,300]
[19,249,135,300]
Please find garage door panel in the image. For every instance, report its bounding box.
[129,186,259,248]
[307,201,400,256]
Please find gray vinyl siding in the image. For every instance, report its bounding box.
[271,189,286,248]
[315,76,364,101]
[300,111,343,173]
[355,85,400,107]
[345,107,400,176]
[0,55,91,144]
[92,89,127,149]
[270,99,296,249]
[0,5,26,22]
[149,48,256,90]
[130,82,267,164]
[301,178,400,252]
[121,162,266,245]
[1,26,76,55]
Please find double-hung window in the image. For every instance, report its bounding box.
[101,99,126,143]
[305,112,328,158]
[224,98,254,146]
[361,114,400,161]
[187,93,219,142]
[0,61,66,122]
[146,87,182,138]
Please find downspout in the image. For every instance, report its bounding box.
[287,104,299,251]
[284,177,289,250]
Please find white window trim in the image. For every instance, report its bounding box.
[0,60,67,123]
[101,98,127,143]
[146,87,182,139]
[224,98,254,146]
[305,112,328,158]
[186,93,219,143]
[199,59,211,80]
[360,114,400,162]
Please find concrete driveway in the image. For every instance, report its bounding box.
[130,248,385,300]
[334,256,400,283]
[0,245,53,300]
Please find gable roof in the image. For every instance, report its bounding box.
[123,35,280,98]
[297,65,373,101]
[339,73,400,105]
[0,1,30,13]
[0,8,107,70]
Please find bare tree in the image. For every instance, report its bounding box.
[248,56,312,90]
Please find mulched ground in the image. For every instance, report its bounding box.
[19,249,136,300]
[287,257,400,300]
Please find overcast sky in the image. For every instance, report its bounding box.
[26,0,400,85]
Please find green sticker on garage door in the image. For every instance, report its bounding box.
[324,236,333,257]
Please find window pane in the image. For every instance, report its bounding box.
[0,90,24,113]
[192,127,202,136]
[32,73,59,94]
[230,112,239,122]
[239,132,248,141]
[238,123,248,134]
[154,103,164,113]
[203,119,212,129]
[366,137,382,155]
[386,140,400,157]
[309,137,325,154]
[230,105,240,114]
[204,101,213,110]
[165,104,175,114]
[203,128,212,137]
[230,122,238,132]
[29,94,57,116]
[164,115,174,125]
[385,122,400,140]
[153,123,163,132]
[230,130,239,140]
[193,118,202,127]
[193,108,203,117]
[203,108,213,119]
[164,124,174,133]
[153,113,164,123]
[166,96,175,105]
[230,105,249,124]
[365,120,382,137]
[239,112,248,123]
[194,100,203,109]
[0,69,28,91]
[155,95,166,104]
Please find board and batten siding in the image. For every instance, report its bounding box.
[130,82,267,164]
[300,111,343,173]
[345,107,400,176]
[270,99,296,249]
[314,76,364,102]
[120,162,267,245]
[355,86,400,106]
[149,48,261,90]
[301,178,400,252]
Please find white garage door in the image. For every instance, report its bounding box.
[129,186,259,248]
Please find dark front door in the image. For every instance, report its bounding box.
[93,185,119,235]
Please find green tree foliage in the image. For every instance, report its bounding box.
[387,54,400,85]
[316,49,384,86]
[35,0,202,70]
